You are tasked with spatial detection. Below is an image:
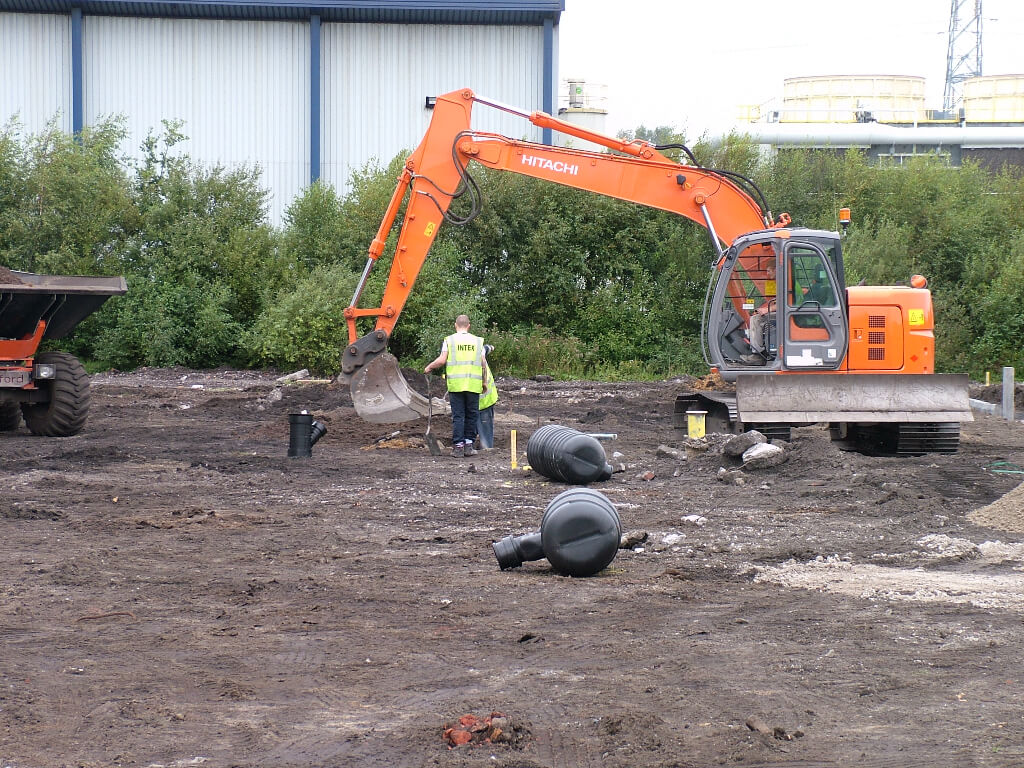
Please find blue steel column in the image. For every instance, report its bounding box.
[71,7,83,136]
[542,16,554,146]
[310,14,321,183]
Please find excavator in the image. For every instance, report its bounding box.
[338,88,971,455]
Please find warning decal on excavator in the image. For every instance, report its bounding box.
[424,222,436,237]
[908,309,925,326]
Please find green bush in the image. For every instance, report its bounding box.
[0,118,135,276]
[245,262,360,375]
[280,180,348,272]
[483,326,586,378]
[95,274,243,368]
[126,123,282,326]
[841,218,917,286]
[964,232,1024,375]
[3,113,1024,381]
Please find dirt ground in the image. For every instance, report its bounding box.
[2,367,1024,768]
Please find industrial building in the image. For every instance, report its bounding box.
[734,3,1024,170]
[0,0,563,223]
[740,73,1024,169]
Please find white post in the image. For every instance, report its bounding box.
[1003,367,1015,422]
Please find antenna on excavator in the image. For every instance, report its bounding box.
[943,0,983,113]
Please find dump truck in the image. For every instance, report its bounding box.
[338,88,971,455]
[0,268,127,436]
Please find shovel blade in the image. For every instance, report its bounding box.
[350,353,449,424]
[424,428,444,456]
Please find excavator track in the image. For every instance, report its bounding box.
[743,423,793,443]
[673,391,792,442]
[676,387,960,454]
[829,421,960,456]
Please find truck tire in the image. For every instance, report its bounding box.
[0,401,21,431]
[21,352,90,437]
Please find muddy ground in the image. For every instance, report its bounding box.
[2,368,1024,768]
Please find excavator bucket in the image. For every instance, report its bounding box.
[736,373,973,424]
[350,353,450,424]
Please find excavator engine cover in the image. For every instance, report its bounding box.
[350,353,449,424]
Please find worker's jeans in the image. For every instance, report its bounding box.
[449,390,479,446]
[477,406,494,449]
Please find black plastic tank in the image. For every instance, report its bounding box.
[492,488,621,577]
[288,412,327,458]
[526,424,613,484]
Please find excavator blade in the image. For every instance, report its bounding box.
[736,373,973,424]
[350,352,449,424]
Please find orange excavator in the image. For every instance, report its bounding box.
[339,88,971,455]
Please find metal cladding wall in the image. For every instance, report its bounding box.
[0,3,559,224]
[321,22,545,194]
[84,16,310,224]
[0,12,71,132]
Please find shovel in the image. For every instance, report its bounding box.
[424,373,443,456]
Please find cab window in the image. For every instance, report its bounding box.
[788,248,837,308]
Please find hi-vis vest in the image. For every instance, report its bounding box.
[444,333,484,393]
[479,361,498,409]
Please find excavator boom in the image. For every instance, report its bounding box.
[342,88,772,422]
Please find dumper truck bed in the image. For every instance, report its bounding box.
[0,270,127,340]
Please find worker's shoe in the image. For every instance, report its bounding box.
[452,444,465,458]
[463,443,476,457]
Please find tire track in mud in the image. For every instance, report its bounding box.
[527,701,599,768]
[262,687,433,768]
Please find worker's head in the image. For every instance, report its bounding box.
[455,314,471,331]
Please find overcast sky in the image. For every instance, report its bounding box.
[557,0,1024,138]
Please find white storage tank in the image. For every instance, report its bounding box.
[963,75,1024,123]
[780,75,926,123]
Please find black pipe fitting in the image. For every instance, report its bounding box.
[493,488,621,577]
[288,412,327,458]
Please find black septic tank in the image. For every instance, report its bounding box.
[526,424,613,484]
[493,488,621,577]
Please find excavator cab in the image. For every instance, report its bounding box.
[693,226,971,452]
[706,229,848,379]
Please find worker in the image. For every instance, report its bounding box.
[804,273,834,306]
[477,345,498,449]
[746,261,776,362]
[424,314,485,458]
[747,302,772,361]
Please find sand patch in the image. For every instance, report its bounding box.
[755,540,1024,611]
[968,481,1024,533]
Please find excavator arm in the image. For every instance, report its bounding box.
[342,88,778,423]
